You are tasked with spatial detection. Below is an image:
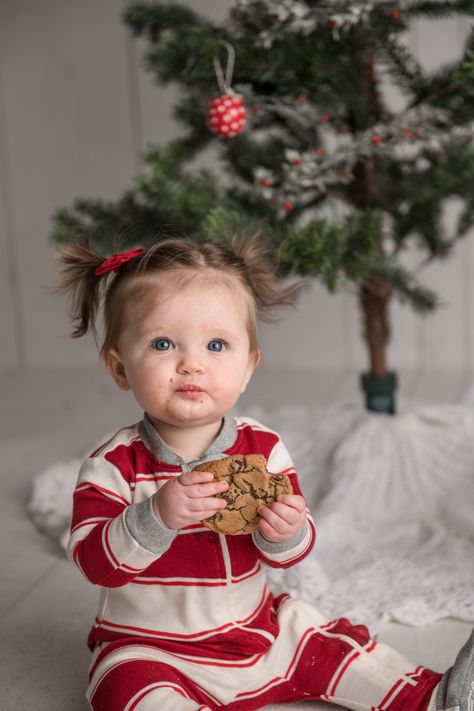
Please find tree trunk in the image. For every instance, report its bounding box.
[359,276,397,414]
[346,34,397,410]
[359,276,392,376]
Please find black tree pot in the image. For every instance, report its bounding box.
[360,372,398,414]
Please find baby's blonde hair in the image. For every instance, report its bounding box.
[53,235,305,359]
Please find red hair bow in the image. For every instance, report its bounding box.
[95,248,145,276]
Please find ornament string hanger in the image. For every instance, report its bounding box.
[213,41,236,95]
[207,41,247,137]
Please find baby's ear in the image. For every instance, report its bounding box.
[241,349,261,393]
[103,349,130,391]
[252,348,262,369]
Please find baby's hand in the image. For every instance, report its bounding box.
[257,494,306,542]
[153,471,228,530]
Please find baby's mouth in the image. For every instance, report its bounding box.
[176,384,205,399]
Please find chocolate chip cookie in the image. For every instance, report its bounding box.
[193,453,293,535]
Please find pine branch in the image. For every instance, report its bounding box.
[199,207,271,246]
[50,194,177,252]
[278,218,350,290]
[124,2,207,41]
[375,260,438,313]
[221,133,292,184]
[405,0,474,19]
[380,39,427,99]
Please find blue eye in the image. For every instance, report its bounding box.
[151,338,173,351]
[208,340,226,352]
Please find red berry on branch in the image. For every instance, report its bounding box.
[402,128,412,138]
[283,201,294,213]
[259,178,270,187]
[207,94,247,138]
[317,147,326,157]
[320,114,330,123]
[390,9,400,19]
[327,19,337,29]
[293,158,302,166]
[372,134,382,144]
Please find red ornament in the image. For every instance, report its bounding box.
[293,158,302,166]
[283,201,294,213]
[207,94,247,138]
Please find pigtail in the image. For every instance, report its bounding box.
[227,233,307,322]
[52,236,106,339]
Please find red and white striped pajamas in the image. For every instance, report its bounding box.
[68,415,441,710]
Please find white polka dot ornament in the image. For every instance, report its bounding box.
[207,94,247,138]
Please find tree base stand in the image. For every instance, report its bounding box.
[360,371,397,414]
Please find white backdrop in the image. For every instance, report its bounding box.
[0,0,473,375]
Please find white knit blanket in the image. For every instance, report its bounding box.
[29,401,474,633]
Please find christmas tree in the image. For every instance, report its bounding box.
[51,0,474,412]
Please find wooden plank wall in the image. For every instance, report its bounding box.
[0,1,473,378]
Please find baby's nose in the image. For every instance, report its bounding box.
[177,353,204,375]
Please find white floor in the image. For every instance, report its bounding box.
[1,365,472,711]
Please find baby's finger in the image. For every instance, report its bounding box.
[258,504,288,534]
[187,480,228,499]
[179,470,215,486]
[258,517,285,542]
[267,501,301,525]
[188,497,228,513]
[276,494,306,512]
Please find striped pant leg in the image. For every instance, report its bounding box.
[89,658,213,711]
[289,616,442,710]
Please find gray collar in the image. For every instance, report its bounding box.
[138,413,238,471]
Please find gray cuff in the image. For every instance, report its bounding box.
[125,496,178,555]
[252,520,308,555]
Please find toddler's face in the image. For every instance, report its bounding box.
[106,274,258,431]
